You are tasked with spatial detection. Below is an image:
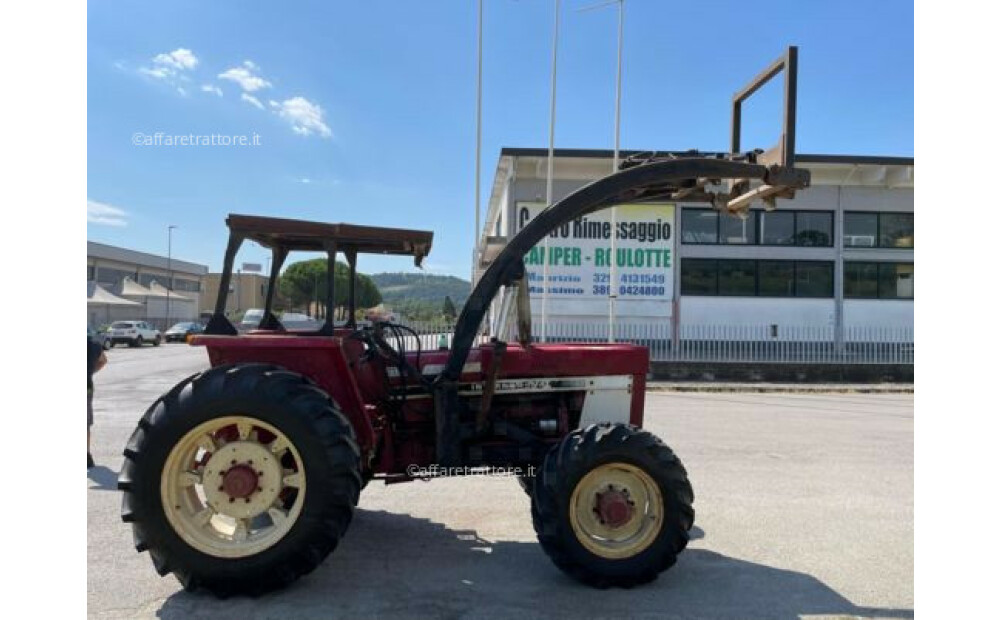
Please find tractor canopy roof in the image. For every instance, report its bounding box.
[226,214,433,267]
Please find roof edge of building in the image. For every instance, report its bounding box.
[498,147,913,167]
[87,240,209,275]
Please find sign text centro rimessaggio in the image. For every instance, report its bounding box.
[516,202,676,302]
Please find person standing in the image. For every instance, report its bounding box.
[88,333,107,469]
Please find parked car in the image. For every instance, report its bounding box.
[280,312,324,331]
[238,308,265,332]
[108,320,162,347]
[164,321,204,343]
[87,325,111,350]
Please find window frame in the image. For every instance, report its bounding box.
[792,260,835,298]
[680,258,835,298]
[844,211,914,249]
[843,261,915,300]
[681,208,835,248]
[680,209,721,245]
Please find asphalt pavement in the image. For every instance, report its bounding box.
[88,344,913,620]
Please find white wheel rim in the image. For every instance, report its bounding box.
[160,416,306,558]
[568,462,664,560]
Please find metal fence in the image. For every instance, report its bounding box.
[402,321,913,365]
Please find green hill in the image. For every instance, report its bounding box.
[370,272,471,321]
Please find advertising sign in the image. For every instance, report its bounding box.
[515,202,676,307]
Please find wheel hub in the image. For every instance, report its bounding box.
[569,462,664,560]
[222,464,259,499]
[595,487,634,529]
[202,440,283,519]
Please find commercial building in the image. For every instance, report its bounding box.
[201,272,270,318]
[475,148,913,345]
[87,241,208,327]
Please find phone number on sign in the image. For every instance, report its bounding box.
[592,285,667,296]
[593,273,666,284]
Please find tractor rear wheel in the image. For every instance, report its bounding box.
[531,423,694,588]
[118,363,362,596]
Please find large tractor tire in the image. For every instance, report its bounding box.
[531,423,694,588]
[118,363,362,597]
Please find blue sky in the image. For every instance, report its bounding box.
[87,0,913,278]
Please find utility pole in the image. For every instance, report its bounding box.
[609,0,624,344]
[580,0,625,343]
[541,0,561,343]
[474,0,483,283]
[166,225,177,328]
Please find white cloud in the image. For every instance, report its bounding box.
[241,93,265,110]
[139,66,172,80]
[243,60,258,70]
[297,177,312,184]
[176,86,188,97]
[153,48,198,70]
[139,48,199,88]
[87,200,128,227]
[218,65,271,92]
[272,97,332,138]
[201,84,223,97]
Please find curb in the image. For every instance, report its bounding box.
[646,383,913,394]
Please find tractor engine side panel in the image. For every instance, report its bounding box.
[478,343,648,427]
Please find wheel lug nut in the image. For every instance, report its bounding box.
[231,460,237,465]
[245,498,251,503]
[218,486,224,491]
[229,497,235,503]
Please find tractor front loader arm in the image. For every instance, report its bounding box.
[432,155,808,465]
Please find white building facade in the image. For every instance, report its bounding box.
[475,149,913,346]
[87,241,208,327]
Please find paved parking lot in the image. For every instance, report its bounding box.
[88,344,913,619]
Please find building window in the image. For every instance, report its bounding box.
[758,260,795,297]
[97,266,138,289]
[844,212,878,247]
[758,211,796,245]
[717,260,756,296]
[844,262,879,298]
[795,212,833,247]
[682,208,833,247]
[794,261,834,297]
[680,259,717,294]
[845,262,914,299]
[719,214,756,245]
[173,278,201,293]
[844,212,913,248]
[879,213,914,248]
[681,210,718,244]
[681,259,834,298]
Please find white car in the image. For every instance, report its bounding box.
[239,308,265,332]
[108,320,162,347]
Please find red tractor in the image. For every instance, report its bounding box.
[118,48,809,596]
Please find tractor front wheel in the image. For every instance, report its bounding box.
[118,363,362,596]
[531,423,694,588]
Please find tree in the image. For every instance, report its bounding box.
[442,295,457,320]
[278,258,381,315]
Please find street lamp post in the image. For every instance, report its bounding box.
[166,225,177,329]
